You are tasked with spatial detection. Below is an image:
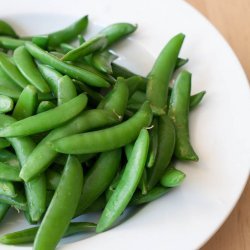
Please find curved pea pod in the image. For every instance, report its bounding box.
[0,95,13,113]
[190,90,206,110]
[0,114,46,222]
[147,115,176,190]
[57,75,77,105]
[20,109,119,182]
[0,37,25,50]
[75,149,121,216]
[96,128,149,233]
[0,222,96,245]
[160,167,186,187]
[25,42,110,88]
[0,20,18,37]
[168,70,199,161]
[98,77,129,118]
[36,101,56,114]
[0,52,29,88]
[12,85,38,120]
[0,138,10,149]
[51,101,152,154]
[0,189,27,211]
[0,203,9,223]
[62,23,137,61]
[34,156,83,250]
[0,93,88,137]
[130,186,171,206]
[91,50,118,74]
[47,15,88,47]
[13,46,50,93]
[146,33,185,115]
[0,180,16,197]
[37,63,62,97]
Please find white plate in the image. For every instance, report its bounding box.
[1,0,250,249]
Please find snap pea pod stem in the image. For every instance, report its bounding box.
[0,222,96,245]
[75,149,121,216]
[0,180,16,197]
[20,109,119,182]
[13,46,50,93]
[189,90,206,109]
[47,15,88,47]
[36,101,56,114]
[34,156,83,250]
[12,85,38,120]
[0,202,9,223]
[0,52,29,88]
[57,75,77,105]
[146,33,185,115]
[0,95,13,113]
[0,20,18,37]
[147,115,176,190]
[51,101,152,154]
[96,128,149,233]
[168,70,198,161]
[25,42,110,88]
[0,93,88,137]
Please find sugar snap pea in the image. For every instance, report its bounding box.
[168,70,198,161]
[0,93,87,137]
[32,35,48,49]
[0,222,96,245]
[0,20,18,38]
[0,162,21,182]
[36,101,56,114]
[96,128,149,232]
[160,167,186,187]
[34,156,83,250]
[0,37,25,50]
[146,33,185,115]
[189,90,206,109]
[51,101,152,154]
[0,66,23,91]
[12,85,38,120]
[0,95,13,113]
[25,42,110,88]
[13,46,50,93]
[147,118,158,168]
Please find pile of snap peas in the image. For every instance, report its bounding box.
[0,15,205,249]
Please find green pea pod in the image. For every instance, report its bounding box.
[146,33,185,115]
[24,210,37,225]
[0,149,20,168]
[168,70,198,161]
[124,143,133,160]
[0,189,27,211]
[13,46,50,93]
[138,169,148,195]
[0,86,21,100]
[57,75,77,105]
[0,66,23,91]
[130,186,171,206]
[175,58,188,70]
[46,169,61,191]
[91,50,118,74]
[96,128,149,232]
[147,118,158,168]
[124,76,147,97]
[0,221,96,245]
[0,180,16,197]
[12,85,38,120]
[0,20,18,37]
[0,95,13,113]
[51,101,152,154]
[34,156,83,250]
[98,77,129,118]
[75,149,121,216]
[0,52,29,88]
[0,138,10,149]
[0,162,21,182]
[147,115,175,190]
[25,42,110,88]
[62,23,137,61]
[48,15,88,47]
[160,167,186,187]
[37,63,62,97]
[190,90,206,109]
[0,202,9,223]
[78,34,85,45]
[32,35,49,49]
[0,114,46,222]
[0,93,87,137]
[36,101,56,114]
[0,37,25,50]
[20,109,119,182]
